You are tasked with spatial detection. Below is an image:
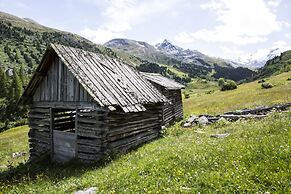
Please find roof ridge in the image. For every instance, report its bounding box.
[21,44,167,112]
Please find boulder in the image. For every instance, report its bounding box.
[187,115,198,123]
[183,122,192,127]
[182,115,198,127]
[75,187,97,194]
[197,116,209,126]
[210,133,230,138]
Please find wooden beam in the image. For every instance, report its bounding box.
[75,108,78,158]
[32,101,103,110]
[49,108,54,160]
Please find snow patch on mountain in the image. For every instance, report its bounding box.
[155,39,182,54]
[155,39,212,65]
[233,46,291,69]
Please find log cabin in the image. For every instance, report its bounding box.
[20,44,168,163]
[141,73,185,126]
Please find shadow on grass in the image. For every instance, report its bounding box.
[0,135,163,186]
[0,154,109,186]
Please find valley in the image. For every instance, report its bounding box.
[0,71,290,193]
[105,38,256,81]
[0,9,290,194]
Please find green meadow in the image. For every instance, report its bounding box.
[0,72,290,193]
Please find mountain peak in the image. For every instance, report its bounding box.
[162,39,171,44]
[104,38,154,50]
[155,39,182,54]
[156,39,174,47]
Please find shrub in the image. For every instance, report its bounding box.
[184,93,190,99]
[205,90,214,94]
[287,78,291,81]
[218,78,225,87]
[218,78,237,91]
[261,82,273,89]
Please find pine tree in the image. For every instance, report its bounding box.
[11,68,23,101]
[5,69,24,121]
[0,68,10,128]
[0,68,9,98]
[18,65,26,86]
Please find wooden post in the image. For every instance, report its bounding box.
[58,58,62,101]
[75,108,79,158]
[50,107,54,160]
[162,103,165,126]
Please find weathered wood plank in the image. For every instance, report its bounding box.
[50,108,54,159]
[77,138,102,146]
[53,130,76,162]
[77,152,102,161]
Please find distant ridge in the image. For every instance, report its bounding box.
[105,38,256,81]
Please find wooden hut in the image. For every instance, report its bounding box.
[141,73,185,126]
[20,44,167,163]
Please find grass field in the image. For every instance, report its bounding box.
[0,112,290,193]
[184,72,291,115]
[0,72,290,193]
[0,126,29,172]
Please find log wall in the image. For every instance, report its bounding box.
[28,103,163,163]
[107,103,163,154]
[28,106,52,160]
[171,90,183,121]
[33,57,93,102]
[151,83,183,125]
[75,108,108,162]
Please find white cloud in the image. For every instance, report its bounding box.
[81,27,122,44]
[220,46,245,55]
[279,21,291,28]
[248,48,270,60]
[175,0,286,45]
[0,0,29,9]
[273,40,291,50]
[273,40,287,47]
[285,33,291,39]
[80,0,183,44]
[247,41,291,59]
[174,32,194,44]
[231,40,291,62]
[267,0,282,7]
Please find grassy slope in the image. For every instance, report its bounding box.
[0,113,290,193]
[0,72,291,193]
[160,64,188,77]
[257,50,291,79]
[184,72,291,115]
[183,78,218,97]
[0,126,29,171]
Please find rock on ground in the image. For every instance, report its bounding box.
[75,187,97,194]
[197,116,209,126]
[210,133,230,138]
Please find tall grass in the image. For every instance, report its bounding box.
[0,72,290,193]
[0,125,29,171]
[0,112,290,193]
[183,72,291,115]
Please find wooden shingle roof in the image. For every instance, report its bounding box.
[141,72,185,90]
[21,44,167,112]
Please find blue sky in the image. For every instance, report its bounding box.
[0,0,291,60]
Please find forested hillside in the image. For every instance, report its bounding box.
[105,38,256,82]
[0,12,191,130]
[2,10,283,130]
[0,12,119,130]
[256,50,291,78]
